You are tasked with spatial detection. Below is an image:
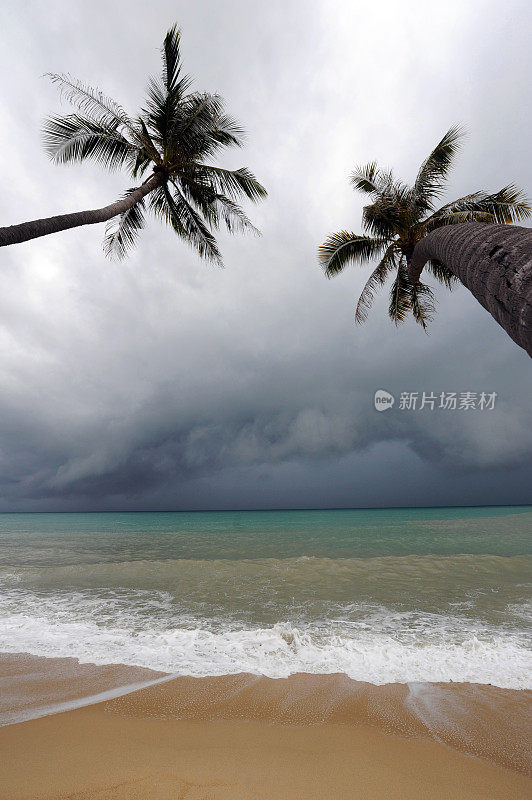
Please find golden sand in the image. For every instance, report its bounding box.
[1,654,530,800]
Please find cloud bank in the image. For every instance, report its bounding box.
[0,0,530,510]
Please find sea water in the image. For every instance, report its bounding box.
[0,507,530,688]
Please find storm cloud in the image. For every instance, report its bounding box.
[0,0,531,510]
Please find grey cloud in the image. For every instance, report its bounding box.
[0,0,530,511]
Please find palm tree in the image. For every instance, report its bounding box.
[318,127,530,331]
[0,25,266,262]
[409,222,532,355]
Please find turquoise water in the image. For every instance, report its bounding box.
[0,506,530,565]
[0,507,530,687]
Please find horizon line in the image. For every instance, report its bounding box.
[0,502,530,515]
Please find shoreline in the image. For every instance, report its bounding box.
[1,651,530,798]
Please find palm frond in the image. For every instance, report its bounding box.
[318,233,387,278]
[46,73,135,134]
[350,162,386,196]
[427,185,531,228]
[355,244,397,323]
[426,259,459,289]
[176,92,225,132]
[172,187,223,264]
[181,179,259,234]
[212,112,245,141]
[362,197,409,238]
[411,125,465,207]
[486,185,531,222]
[350,162,401,196]
[409,280,435,330]
[43,114,139,171]
[388,262,412,324]
[213,195,260,235]
[164,94,244,160]
[191,165,266,202]
[205,112,246,152]
[161,24,186,92]
[150,183,223,264]
[143,73,192,144]
[130,148,153,179]
[134,117,162,164]
[426,209,495,228]
[149,182,187,235]
[103,190,146,259]
[141,25,197,145]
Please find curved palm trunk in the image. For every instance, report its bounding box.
[409,223,532,356]
[0,173,164,248]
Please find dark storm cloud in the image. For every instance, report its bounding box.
[0,0,531,510]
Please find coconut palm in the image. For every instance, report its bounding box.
[409,222,532,355]
[0,25,266,262]
[318,127,530,329]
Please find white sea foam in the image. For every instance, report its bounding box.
[0,587,530,689]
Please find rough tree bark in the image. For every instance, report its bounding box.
[0,172,165,248]
[408,222,532,357]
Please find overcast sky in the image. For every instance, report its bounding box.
[0,0,530,511]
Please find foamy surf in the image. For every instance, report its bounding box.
[0,586,529,688]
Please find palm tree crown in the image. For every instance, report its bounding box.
[43,25,266,261]
[318,127,530,328]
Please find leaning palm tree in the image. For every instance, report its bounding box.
[318,127,530,333]
[409,222,532,355]
[0,25,266,262]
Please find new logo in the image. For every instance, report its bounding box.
[374,389,395,411]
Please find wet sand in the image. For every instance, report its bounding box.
[0,652,167,726]
[1,653,530,799]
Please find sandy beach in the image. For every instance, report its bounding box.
[1,653,530,800]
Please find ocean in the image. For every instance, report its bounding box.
[1,506,530,690]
